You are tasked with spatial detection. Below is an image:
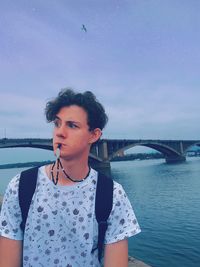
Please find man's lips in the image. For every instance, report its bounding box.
[55,143,67,147]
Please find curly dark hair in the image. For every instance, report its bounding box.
[45,88,108,131]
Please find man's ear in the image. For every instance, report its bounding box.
[89,128,102,144]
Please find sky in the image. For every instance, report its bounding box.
[0,0,200,141]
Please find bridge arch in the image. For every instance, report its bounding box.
[109,141,185,162]
[1,138,200,166]
[0,140,103,163]
[185,142,200,151]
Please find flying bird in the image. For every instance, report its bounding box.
[82,24,87,32]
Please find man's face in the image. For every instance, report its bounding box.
[52,105,99,161]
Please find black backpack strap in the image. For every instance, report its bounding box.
[18,166,39,232]
[92,172,114,262]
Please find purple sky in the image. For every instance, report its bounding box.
[0,0,200,140]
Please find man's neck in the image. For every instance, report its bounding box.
[59,158,90,181]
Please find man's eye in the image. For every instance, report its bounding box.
[68,122,78,128]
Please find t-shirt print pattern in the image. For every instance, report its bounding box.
[0,166,141,267]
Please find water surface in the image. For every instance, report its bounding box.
[0,148,200,267]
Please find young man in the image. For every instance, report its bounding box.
[0,89,141,267]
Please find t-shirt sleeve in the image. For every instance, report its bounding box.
[104,182,141,244]
[0,174,23,240]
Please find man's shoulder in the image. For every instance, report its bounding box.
[9,166,45,192]
[95,171,123,192]
[7,173,21,190]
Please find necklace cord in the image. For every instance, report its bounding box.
[51,159,91,184]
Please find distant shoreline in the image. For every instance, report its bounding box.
[0,155,162,169]
[0,161,53,169]
[0,152,199,169]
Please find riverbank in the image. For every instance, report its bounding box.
[0,161,53,169]
[0,196,150,267]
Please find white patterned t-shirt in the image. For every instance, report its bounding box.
[0,166,141,267]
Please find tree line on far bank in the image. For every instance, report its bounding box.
[0,150,200,169]
[111,153,164,162]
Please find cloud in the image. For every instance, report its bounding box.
[102,83,200,139]
[0,1,200,140]
[0,93,51,138]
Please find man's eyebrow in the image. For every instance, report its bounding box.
[67,120,82,126]
[54,116,80,124]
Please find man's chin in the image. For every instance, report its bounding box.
[60,154,73,161]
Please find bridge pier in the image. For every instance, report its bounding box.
[98,140,109,161]
[165,155,186,163]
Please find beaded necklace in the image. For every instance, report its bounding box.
[51,145,91,185]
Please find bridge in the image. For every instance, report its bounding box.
[0,138,200,170]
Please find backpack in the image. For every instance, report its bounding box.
[18,166,113,262]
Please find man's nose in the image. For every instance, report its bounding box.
[56,124,67,138]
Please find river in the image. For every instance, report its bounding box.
[0,148,200,267]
